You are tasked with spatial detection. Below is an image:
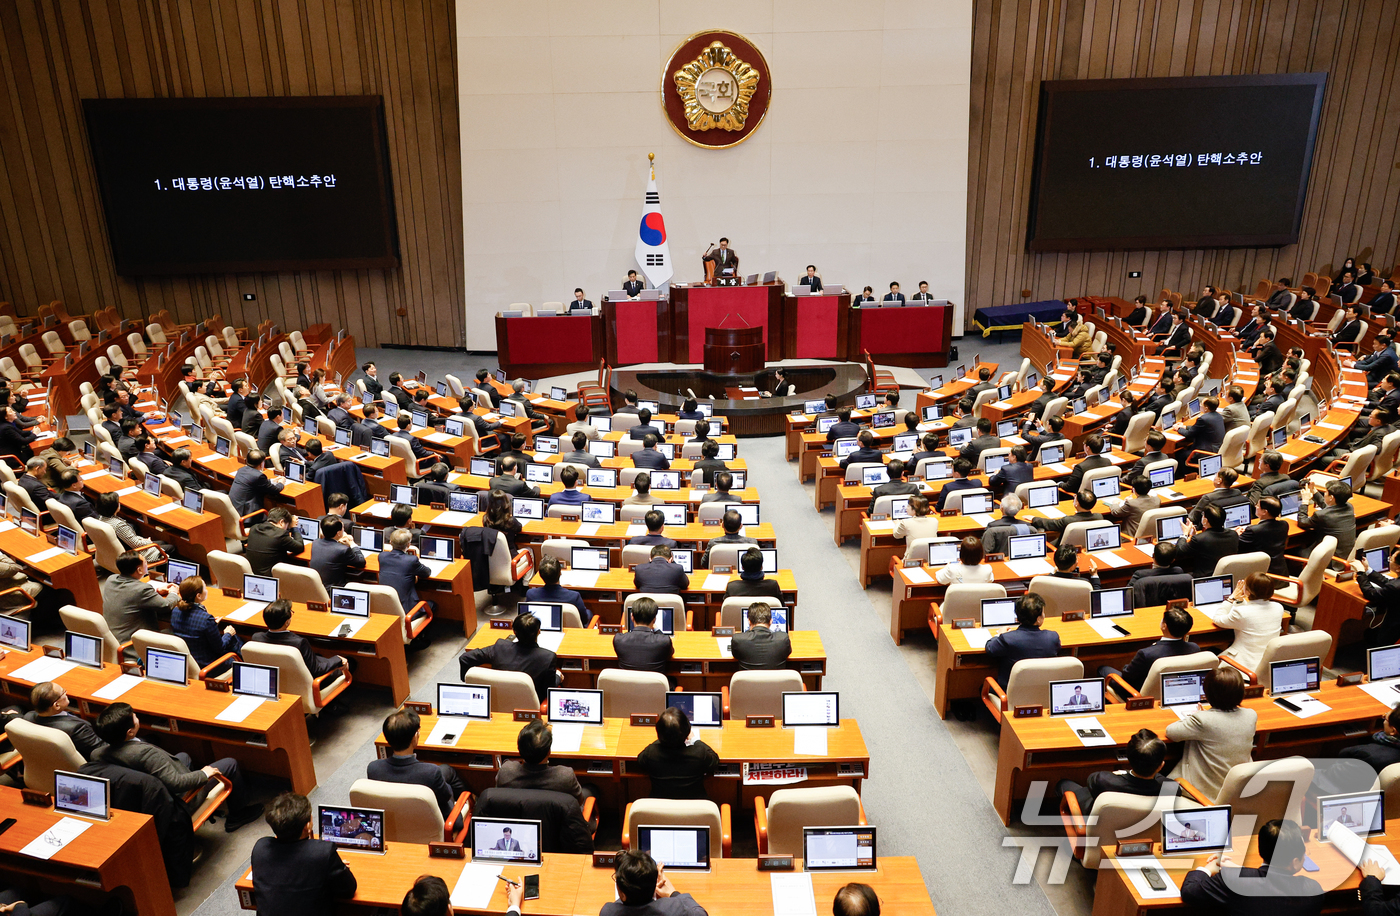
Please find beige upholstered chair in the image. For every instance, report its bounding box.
[623,798,730,857]
[729,670,804,720]
[271,563,330,605]
[1063,791,1204,869]
[597,670,668,719]
[207,550,253,590]
[462,668,540,713]
[360,581,433,644]
[983,657,1084,724]
[755,786,865,855]
[59,605,128,666]
[241,641,351,715]
[5,718,84,795]
[1105,650,1219,703]
[349,778,468,844]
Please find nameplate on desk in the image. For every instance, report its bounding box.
[985,553,1004,563]
[820,452,833,458]
[427,842,464,859]
[43,646,63,660]
[404,700,433,716]
[870,514,889,521]
[599,624,621,635]
[1125,696,1155,711]
[1165,598,1189,612]
[1336,571,1356,582]
[1135,536,1154,546]
[630,713,658,727]
[1337,673,1364,687]
[593,851,618,868]
[951,618,976,629]
[221,587,242,599]
[941,509,958,517]
[1243,685,1265,699]
[1116,841,1155,858]
[746,715,775,728]
[491,619,513,630]
[560,514,580,523]
[513,709,540,722]
[758,856,795,871]
[20,789,51,807]
[1013,705,1043,719]
[307,602,327,613]
[1061,610,1085,622]
[204,678,231,692]
[712,565,733,575]
[702,518,721,527]
[712,626,735,637]
[902,557,924,568]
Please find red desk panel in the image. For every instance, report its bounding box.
[789,295,849,359]
[495,315,604,377]
[680,286,770,363]
[852,304,953,368]
[607,300,661,365]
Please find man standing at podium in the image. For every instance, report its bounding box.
[623,271,644,298]
[800,265,823,292]
[705,238,738,278]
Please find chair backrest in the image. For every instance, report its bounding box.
[1353,525,1400,562]
[763,786,863,857]
[2,481,37,515]
[1041,397,1068,424]
[622,593,685,629]
[940,583,1008,622]
[1380,762,1400,818]
[271,563,331,604]
[719,596,777,630]
[541,538,589,565]
[1004,657,1084,708]
[1372,432,1400,482]
[597,670,669,719]
[359,582,413,644]
[45,498,81,537]
[444,374,466,398]
[1059,519,1118,549]
[976,447,1012,473]
[132,628,201,679]
[1026,576,1093,617]
[621,545,653,568]
[59,604,122,665]
[1294,536,1338,606]
[349,778,445,844]
[82,517,124,574]
[1218,425,1248,471]
[207,550,252,589]
[625,799,724,857]
[1138,651,1222,701]
[1336,445,1378,494]
[705,544,747,571]
[233,432,256,461]
[971,389,997,419]
[1120,412,1154,453]
[729,670,804,719]
[463,668,540,712]
[201,491,246,540]
[1213,551,1271,580]
[1246,411,1274,456]
[1256,631,1332,676]
[696,502,730,522]
[40,331,62,355]
[943,488,991,515]
[1214,757,1314,827]
[1082,792,1203,869]
[4,719,84,795]
[241,641,318,713]
[146,323,167,345]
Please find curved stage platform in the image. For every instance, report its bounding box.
[611,362,868,436]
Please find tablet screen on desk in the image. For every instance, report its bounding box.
[449,491,479,514]
[833,438,858,459]
[856,394,877,410]
[672,549,694,574]
[146,647,188,685]
[533,436,559,455]
[667,691,722,727]
[1197,454,1223,478]
[369,438,390,458]
[1025,484,1059,509]
[1148,465,1174,489]
[638,825,711,871]
[1221,502,1252,528]
[1369,645,1400,682]
[1319,791,1385,840]
[319,806,385,854]
[1192,575,1231,608]
[547,688,603,725]
[1008,534,1046,560]
[783,691,838,727]
[1037,444,1064,466]
[353,526,383,551]
[861,466,888,486]
[581,501,615,524]
[444,417,466,438]
[651,471,681,490]
[513,497,544,520]
[722,503,760,527]
[980,598,1018,628]
[628,604,674,635]
[55,524,79,555]
[421,535,454,561]
[438,683,491,719]
[285,460,305,483]
[1162,806,1231,854]
[297,517,321,540]
[54,770,109,821]
[893,433,917,453]
[1090,474,1120,500]
[142,473,162,497]
[1049,678,1104,716]
[1270,656,1319,696]
[524,463,552,484]
[330,587,370,618]
[65,631,103,669]
[232,661,279,699]
[1090,587,1133,618]
[0,615,29,651]
[947,427,972,449]
[587,468,618,489]
[471,817,541,865]
[571,546,609,571]
[390,484,416,506]
[657,504,686,527]
[1084,524,1119,553]
[741,606,788,632]
[518,603,564,631]
[803,826,876,872]
[926,539,960,566]
[1156,515,1184,541]
[1160,669,1209,708]
[470,457,494,477]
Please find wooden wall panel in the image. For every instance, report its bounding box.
[968,0,1400,322]
[0,0,464,349]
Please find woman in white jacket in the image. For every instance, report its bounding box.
[1207,572,1285,674]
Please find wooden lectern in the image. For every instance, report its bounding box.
[703,326,764,374]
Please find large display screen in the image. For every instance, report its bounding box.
[1026,74,1326,251]
[83,97,399,274]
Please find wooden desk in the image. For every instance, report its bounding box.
[0,525,101,613]
[79,465,226,563]
[236,849,935,916]
[521,569,798,630]
[0,645,316,794]
[463,627,827,690]
[994,681,1387,824]
[0,786,174,916]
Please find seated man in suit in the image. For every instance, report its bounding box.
[525,556,591,624]
[1105,474,1160,539]
[988,445,1034,498]
[458,611,560,702]
[1372,278,1399,316]
[565,404,600,442]
[934,458,980,512]
[981,493,1035,556]
[730,602,792,670]
[883,281,905,304]
[984,592,1060,688]
[1237,495,1289,575]
[628,510,677,550]
[1059,434,1111,498]
[546,466,587,510]
[385,373,414,411]
[326,393,356,430]
[724,547,784,601]
[1098,607,1199,690]
[17,457,53,509]
[1192,285,1219,319]
[304,438,343,483]
[627,408,663,441]
[498,718,591,807]
[378,527,434,616]
[359,361,384,401]
[1247,450,1290,504]
[958,418,1001,468]
[1128,541,1186,600]
[699,470,736,505]
[224,379,250,429]
[489,456,540,499]
[1174,397,1226,474]
[799,265,822,292]
[632,545,689,595]
[624,472,662,507]
[705,238,738,278]
[1175,504,1239,578]
[853,286,877,306]
[839,429,884,471]
[1354,333,1399,389]
[1181,820,1321,914]
[25,681,106,760]
[622,270,644,298]
[388,413,434,463]
[690,439,727,485]
[250,792,357,915]
[1298,478,1356,560]
[1187,466,1248,526]
[871,458,921,498]
[701,510,758,567]
[913,280,936,302]
[570,288,593,311]
[309,516,366,588]
[1056,728,1179,818]
[825,407,861,443]
[631,707,720,801]
[244,507,305,576]
[54,468,96,525]
[1156,310,1192,355]
[632,434,671,470]
[229,450,287,516]
[1032,489,1102,536]
[560,430,601,468]
[1332,304,1366,348]
[604,849,708,916]
[614,596,674,673]
[351,403,389,449]
[368,708,468,829]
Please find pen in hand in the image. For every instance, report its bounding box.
[497,875,520,888]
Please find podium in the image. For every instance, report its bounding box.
[703,326,765,374]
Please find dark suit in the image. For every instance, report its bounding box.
[627,423,663,441]
[1181,866,1322,916]
[229,465,279,515]
[1160,323,1191,352]
[487,475,539,499]
[225,393,248,430]
[309,538,364,589]
[306,452,341,483]
[1175,528,1240,578]
[633,739,720,800]
[1115,638,1202,691]
[1334,319,1364,345]
[1148,312,1173,336]
[988,460,1035,496]
[1035,509,1102,536]
[959,434,1001,467]
[1125,305,1149,326]
[1060,454,1111,497]
[1371,291,1397,315]
[632,448,670,470]
[362,375,384,400]
[1254,341,1284,376]
[1129,566,1190,607]
[730,626,792,670]
[18,475,53,510]
[799,275,823,292]
[825,420,861,443]
[1298,500,1356,559]
[1193,296,1217,318]
[165,463,203,493]
[524,583,591,625]
[1177,410,1225,458]
[839,446,885,471]
[622,280,644,297]
[613,627,674,672]
[632,558,689,594]
[1356,345,1399,388]
[378,548,430,610]
[240,408,264,437]
[1058,769,1180,819]
[57,489,95,524]
[496,760,587,805]
[724,576,784,601]
[706,247,738,276]
[250,629,341,677]
[984,624,1061,687]
[935,477,981,512]
[692,457,727,484]
[1249,471,1291,504]
[249,836,357,916]
[256,418,282,452]
[22,711,106,760]
[882,292,906,304]
[1212,303,1235,326]
[1188,486,1249,527]
[366,753,463,819]
[1238,518,1290,575]
[600,896,709,916]
[326,406,354,431]
[459,638,559,702]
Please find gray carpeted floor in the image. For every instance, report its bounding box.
[186,335,1097,916]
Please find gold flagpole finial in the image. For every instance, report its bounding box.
[649,152,655,179]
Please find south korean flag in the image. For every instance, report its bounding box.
[634,160,674,289]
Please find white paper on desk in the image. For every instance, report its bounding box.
[329,618,369,639]
[960,627,992,650]
[1276,694,1331,719]
[1086,618,1129,640]
[113,486,140,497]
[0,521,16,533]
[451,862,504,909]
[1094,551,1132,568]
[92,673,143,700]
[26,547,65,564]
[79,470,109,480]
[1361,680,1400,709]
[196,454,223,465]
[903,565,933,584]
[164,435,191,444]
[425,431,454,443]
[19,817,91,861]
[1038,507,1065,519]
[346,452,373,462]
[1316,422,1347,431]
[425,715,469,747]
[1328,821,1400,884]
[552,722,584,753]
[717,637,732,657]
[360,502,392,519]
[625,524,648,537]
[9,657,75,683]
[703,573,731,591]
[559,570,600,589]
[223,601,266,622]
[991,401,1013,410]
[147,503,181,516]
[431,510,474,526]
[1118,857,1181,899]
[866,521,894,533]
[1044,463,1070,475]
[1067,716,1115,747]
[215,695,265,723]
[968,513,996,527]
[1005,558,1054,577]
[771,871,818,916]
[574,523,601,537]
[537,632,565,653]
[792,726,829,757]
